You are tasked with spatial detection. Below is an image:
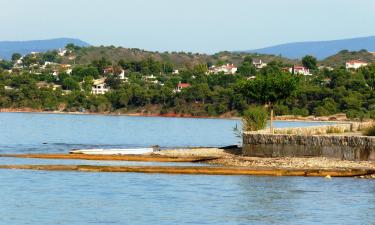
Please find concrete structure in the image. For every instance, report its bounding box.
[118,69,125,80]
[92,78,109,95]
[252,59,267,69]
[209,64,237,75]
[289,66,311,76]
[243,122,375,161]
[346,60,368,70]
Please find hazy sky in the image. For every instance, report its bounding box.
[1,0,374,53]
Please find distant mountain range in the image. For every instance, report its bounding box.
[247,36,375,59]
[0,38,90,60]
[1,36,375,62]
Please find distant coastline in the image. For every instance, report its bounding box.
[0,107,358,122]
[0,108,241,120]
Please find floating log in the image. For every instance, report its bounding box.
[0,154,218,162]
[0,164,374,177]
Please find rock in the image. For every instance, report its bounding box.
[325,175,332,179]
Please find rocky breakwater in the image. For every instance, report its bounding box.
[243,133,375,161]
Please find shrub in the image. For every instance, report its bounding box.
[314,106,330,116]
[363,125,375,136]
[346,109,365,120]
[242,106,268,131]
[368,110,375,119]
[326,126,343,134]
[291,107,309,117]
[274,104,289,116]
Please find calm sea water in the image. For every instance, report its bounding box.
[0,112,333,154]
[1,113,374,225]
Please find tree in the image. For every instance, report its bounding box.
[237,62,256,76]
[42,51,57,62]
[62,77,80,91]
[239,70,299,132]
[82,76,94,93]
[243,55,253,64]
[302,55,317,70]
[11,53,22,62]
[66,43,81,52]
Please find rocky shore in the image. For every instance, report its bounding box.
[154,148,375,171]
[2,148,375,177]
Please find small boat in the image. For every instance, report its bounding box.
[69,147,155,155]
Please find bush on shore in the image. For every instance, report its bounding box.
[363,125,375,136]
[243,106,268,132]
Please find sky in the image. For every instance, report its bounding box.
[0,0,374,53]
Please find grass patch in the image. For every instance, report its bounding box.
[363,126,375,136]
[326,126,344,134]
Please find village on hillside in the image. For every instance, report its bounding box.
[0,44,375,118]
[1,46,373,95]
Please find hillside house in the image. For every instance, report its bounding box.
[143,74,159,84]
[289,66,311,76]
[103,67,113,74]
[92,78,109,95]
[209,64,237,75]
[118,69,125,80]
[252,59,267,69]
[346,60,368,70]
[175,82,191,93]
[58,48,68,56]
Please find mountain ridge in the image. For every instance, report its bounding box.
[247,36,375,60]
[0,38,90,60]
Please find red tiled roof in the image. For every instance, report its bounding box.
[177,83,191,88]
[225,64,236,69]
[293,66,307,70]
[346,60,367,64]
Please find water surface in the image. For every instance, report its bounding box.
[0,112,333,153]
[0,170,374,225]
[0,113,371,225]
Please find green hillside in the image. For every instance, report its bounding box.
[62,46,298,68]
[320,50,375,67]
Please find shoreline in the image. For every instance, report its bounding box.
[1,164,373,177]
[0,108,241,120]
[0,108,361,122]
[2,148,375,177]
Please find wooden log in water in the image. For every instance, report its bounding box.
[0,154,217,162]
[0,164,374,177]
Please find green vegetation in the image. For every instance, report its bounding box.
[242,106,268,131]
[363,125,375,136]
[320,50,375,67]
[238,65,299,131]
[0,45,375,120]
[302,55,318,70]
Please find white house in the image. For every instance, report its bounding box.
[58,48,68,56]
[143,74,159,84]
[252,59,267,69]
[118,69,125,80]
[209,64,237,74]
[92,78,109,95]
[346,60,368,70]
[289,66,311,76]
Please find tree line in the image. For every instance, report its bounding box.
[0,50,375,119]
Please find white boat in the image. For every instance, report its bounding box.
[69,148,155,155]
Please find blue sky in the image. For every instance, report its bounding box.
[1,0,374,53]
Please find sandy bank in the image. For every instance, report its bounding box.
[0,164,373,177]
[154,148,375,170]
